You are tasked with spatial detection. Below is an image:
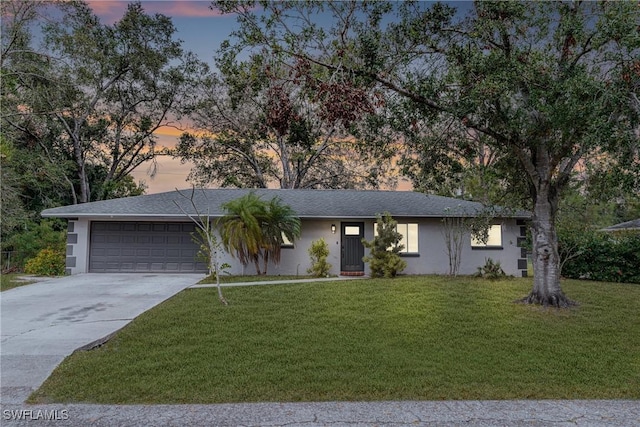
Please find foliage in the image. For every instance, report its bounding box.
[2,220,66,270]
[30,277,640,403]
[219,193,301,275]
[0,136,28,236]
[213,0,640,307]
[307,238,331,277]
[362,212,406,278]
[24,248,65,276]
[475,258,507,281]
[559,230,640,284]
[174,50,395,189]
[2,0,203,204]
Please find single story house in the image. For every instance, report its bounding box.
[41,189,531,277]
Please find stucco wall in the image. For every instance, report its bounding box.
[67,217,527,277]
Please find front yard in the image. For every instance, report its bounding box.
[30,276,640,404]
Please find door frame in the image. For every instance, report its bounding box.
[340,222,365,275]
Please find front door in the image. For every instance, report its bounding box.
[341,222,365,275]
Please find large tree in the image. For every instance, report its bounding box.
[176,48,395,189]
[213,0,640,307]
[2,0,204,204]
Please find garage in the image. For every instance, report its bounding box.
[89,222,207,273]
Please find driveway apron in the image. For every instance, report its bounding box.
[0,273,202,404]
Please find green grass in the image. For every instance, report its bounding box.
[30,276,640,404]
[1,273,36,291]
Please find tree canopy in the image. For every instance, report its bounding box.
[175,42,396,189]
[212,0,640,306]
[1,0,204,205]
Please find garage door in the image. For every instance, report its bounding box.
[89,222,207,273]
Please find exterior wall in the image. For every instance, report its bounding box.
[65,218,90,275]
[66,217,527,277]
[359,217,524,277]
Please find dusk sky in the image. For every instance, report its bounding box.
[85,1,238,193]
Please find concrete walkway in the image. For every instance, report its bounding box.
[1,274,202,404]
[190,275,366,288]
[0,400,638,426]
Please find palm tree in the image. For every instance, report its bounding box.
[260,196,301,274]
[219,193,301,275]
[219,192,266,274]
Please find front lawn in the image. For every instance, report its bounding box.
[30,276,640,404]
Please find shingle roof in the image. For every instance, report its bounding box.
[41,188,530,219]
[601,219,640,232]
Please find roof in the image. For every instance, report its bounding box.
[41,188,530,220]
[600,219,640,232]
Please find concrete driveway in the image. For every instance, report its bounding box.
[0,273,202,404]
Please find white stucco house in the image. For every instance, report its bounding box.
[41,189,531,277]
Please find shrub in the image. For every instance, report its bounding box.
[2,220,66,270]
[24,248,66,276]
[308,238,331,277]
[475,258,506,280]
[560,230,640,284]
[362,212,407,278]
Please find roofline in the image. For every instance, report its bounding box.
[42,212,531,220]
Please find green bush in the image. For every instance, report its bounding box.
[307,238,331,277]
[24,248,66,276]
[2,220,66,269]
[475,258,506,280]
[362,213,407,278]
[560,231,640,284]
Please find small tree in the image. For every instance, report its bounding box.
[219,192,301,275]
[362,212,407,278]
[174,188,228,305]
[441,206,493,276]
[307,238,331,277]
[441,213,466,277]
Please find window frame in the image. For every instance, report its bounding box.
[374,222,420,256]
[471,224,504,249]
[281,232,294,248]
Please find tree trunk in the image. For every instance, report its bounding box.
[521,184,575,307]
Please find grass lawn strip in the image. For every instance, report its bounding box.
[30,276,640,404]
[1,274,37,292]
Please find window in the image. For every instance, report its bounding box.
[374,223,419,254]
[344,225,361,235]
[281,232,294,248]
[471,224,503,248]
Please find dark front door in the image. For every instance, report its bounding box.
[341,222,365,274]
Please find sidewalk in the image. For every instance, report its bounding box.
[1,400,638,426]
[190,275,366,288]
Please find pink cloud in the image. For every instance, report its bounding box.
[86,1,224,24]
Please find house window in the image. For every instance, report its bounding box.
[374,223,419,254]
[471,224,503,248]
[281,232,294,248]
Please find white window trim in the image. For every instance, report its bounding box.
[471,224,503,249]
[374,222,419,254]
